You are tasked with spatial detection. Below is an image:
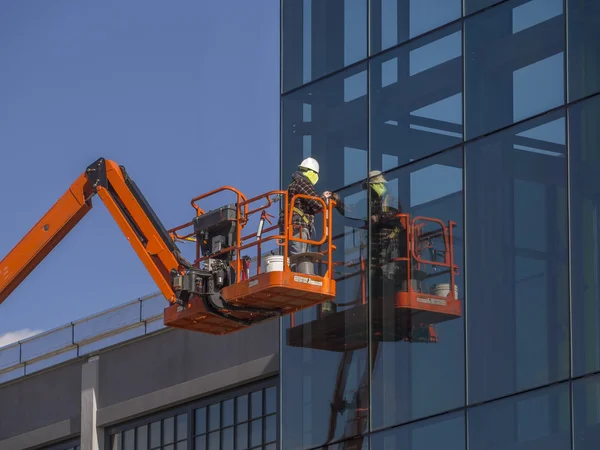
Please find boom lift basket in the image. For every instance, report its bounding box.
[286,214,461,352]
[164,188,338,334]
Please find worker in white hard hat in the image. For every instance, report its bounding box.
[278,157,344,261]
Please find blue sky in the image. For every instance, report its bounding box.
[0,1,279,344]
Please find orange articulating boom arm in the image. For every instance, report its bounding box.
[0,157,186,307]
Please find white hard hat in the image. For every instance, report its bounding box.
[299,157,319,174]
[367,170,387,184]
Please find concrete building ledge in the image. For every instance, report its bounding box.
[97,353,279,427]
[0,417,80,450]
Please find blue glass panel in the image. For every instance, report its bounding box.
[371,411,465,450]
[371,23,462,170]
[369,148,465,429]
[568,1,600,102]
[466,110,569,404]
[282,63,368,191]
[573,374,600,450]
[283,0,367,92]
[465,0,565,140]
[370,0,461,54]
[569,94,600,377]
[469,383,571,450]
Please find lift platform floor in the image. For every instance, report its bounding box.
[286,291,461,352]
[164,271,336,335]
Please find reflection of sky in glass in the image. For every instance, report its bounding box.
[409,31,461,76]
[301,0,366,82]
[345,0,367,66]
[303,0,311,84]
[515,117,566,157]
[344,147,367,186]
[344,70,367,102]
[512,0,563,34]
[409,0,461,39]
[410,164,462,207]
[380,0,461,50]
[377,27,462,165]
[513,53,564,122]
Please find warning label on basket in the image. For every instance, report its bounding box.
[417,297,447,306]
[293,275,323,287]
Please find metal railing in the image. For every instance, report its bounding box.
[0,292,168,385]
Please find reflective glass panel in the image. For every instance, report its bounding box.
[209,403,220,431]
[150,421,161,448]
[266,415,277,443]
[370,0,461,54]
[465,0,565,140]
[370,147,465,429]
[282,0,367,92]
[236,395,248,423]
[568,0,600,101]
[371,23,462,171]
[465,110,569,404]
[371,411,465,450]
[251,390,262,418]
[265,387,277,414]
[222,400,234,428]
[251,419,262,447]
[235,424,247,450]
[570,95,600,376]
[164,417,175,444]
[465,0,503,15]
[176,414,187,441]
[282,63,368,191]
[468,383,571,450]
[573,373,600,450]
[123,430,134,450]
[136,425,148,450]
[222,428,233,450]
[281,182,369,450]
[195,407,207,435]
[208,431,219,450]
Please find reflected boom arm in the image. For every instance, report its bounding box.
[0,158,184,306]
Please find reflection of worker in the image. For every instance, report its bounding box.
[365,170,406,290]
[279,157,343,257]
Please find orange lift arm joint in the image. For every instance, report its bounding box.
[0,157,184,306]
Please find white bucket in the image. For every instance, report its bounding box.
[431,283,458,299]
[264,255,289,272]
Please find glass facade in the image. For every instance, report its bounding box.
[280,0,600,449]
[108,380,277,450]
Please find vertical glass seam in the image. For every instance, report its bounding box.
[461,9,471,449]
[366,0,373,441]
[278,2,284,449]
[565,0,570,104]
[566,101,575,450]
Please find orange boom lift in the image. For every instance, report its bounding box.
[0,158,337,334]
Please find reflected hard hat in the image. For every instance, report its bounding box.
[367,170,387,184]
[299,157,319,174]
